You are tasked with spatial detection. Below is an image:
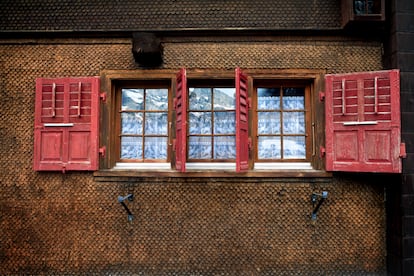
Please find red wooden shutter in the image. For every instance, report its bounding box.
[325,69,402,173]
[34,77,100,172]
[236,67,250,172]
[174,68,187,172]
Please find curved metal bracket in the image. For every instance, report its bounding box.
[311,191,328,221]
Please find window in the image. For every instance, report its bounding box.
[353,0,382,15]
[114,81,172,169]
[341,0,385,27]
[254,83,311,162]
[187,82,236,161]
[119,87,169,161]
[99,69,322,173]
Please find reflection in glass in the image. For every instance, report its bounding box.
[282,88,304,110]
[145,112,168,135]
[121,137,142,159]
[258,137,281,159]
[214,112,235,134]
[189,136,212,159]
[189,112,212,134]
[145,89,168,110]
[213,88,235,110]
[258,112,280,134]
[189,88,211,110]
[214,136,236,159]
[121,112,143,135]
[283,136,306,159]
[258,88,280,110]
[144,137,167,159]
[283,112,305,134]
[122,89,144,110]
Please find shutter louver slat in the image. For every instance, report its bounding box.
[174,68,187,172]
[236,67,250,172]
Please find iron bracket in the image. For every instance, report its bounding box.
[311,191,328,221]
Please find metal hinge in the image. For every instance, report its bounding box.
[100,92,107,103]
[320,146,326,158]
[400,143,407,158]
[319,91,325,102]
[99,146,106,158]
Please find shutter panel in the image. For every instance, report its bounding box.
[174,68,187,172]
[235,67,250,172]
[325,69,402,173]
[34,77,100,172]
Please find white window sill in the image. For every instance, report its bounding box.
[113,162,313,171]
[254,162,313,170]
[114,163,172,170]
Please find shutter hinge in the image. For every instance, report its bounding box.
[319,91,325,102]
[99,146,106,158]
[248,137,252,150]
[248,97,252,109]
[172,139,176,151]
[400,143,407,158]
[100,92,107,103]
[320,146,326,158]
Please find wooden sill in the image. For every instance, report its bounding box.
[93,169,332,182]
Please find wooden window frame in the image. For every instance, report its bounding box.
[97,69,329,178]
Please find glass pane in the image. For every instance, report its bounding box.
[258,112,280,134]
[282,88,304,110]
[189,112,212,135]
[145,89,168,110]
[144,137,167,160]
[258,88,280,110]
[258,136,281,159]
[145,112,168,135]
[283,112,305,134]
[213,88,235,110]
[121,136,142,159]
[214,136,236,159]
[189,136,212,159]
[283,136,306,159]
[189,88,211,110]
[122,89,144,110]
[214,112,235,134]
[121,112,143,135]
[354,0,378,14]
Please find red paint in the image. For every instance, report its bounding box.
[236,67,249,172]
[174,68,187,172]
[325,70,401,173]
[34,77,100,171]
